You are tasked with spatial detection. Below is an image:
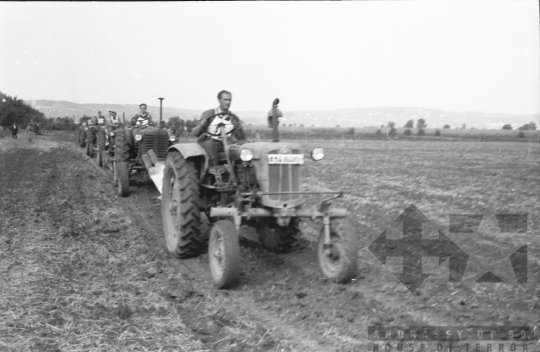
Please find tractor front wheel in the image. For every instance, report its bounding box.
[209,220,240,289]
[161,152,202,259]
[116,161,130,197]
[317,221,358,283]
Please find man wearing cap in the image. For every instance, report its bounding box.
[192,90,246,167]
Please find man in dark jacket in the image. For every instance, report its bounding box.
[9,123,19,139]
[191,90,246,167]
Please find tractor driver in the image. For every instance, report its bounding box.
[131,103,154,128]
[110,111,120,127]
[97,111,107,126]
[191,90,246,167]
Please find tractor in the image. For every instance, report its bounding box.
[159,98,358,289]
[111,110,177,197]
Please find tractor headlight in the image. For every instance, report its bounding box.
[135,134,142,141]
[169,136,176,142]
[240,148,254,162]
[310,147,324,161]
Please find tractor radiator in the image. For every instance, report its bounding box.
[142,130,169,160]
[267,149,301,202]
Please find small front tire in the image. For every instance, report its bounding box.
[317,221,358,283]
[209,220,240,289]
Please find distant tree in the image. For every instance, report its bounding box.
[0,91,45,129]
[517,131,525,138]
[502,124,513,130]
[167,116,185,135]
[518,122,537,131]
[404,119,414,128]
[403,129,412,136]
[443,124,451,129]
[434,129,441,136]
[416,118,427,129]
[417,129,425,136]
[299,124,304,127]
[461,124,466,129]
[376,129,382,135]
[387,121,396,137]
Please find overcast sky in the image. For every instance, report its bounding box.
[1,1,538,114]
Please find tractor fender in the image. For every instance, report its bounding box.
[167,143,209,181]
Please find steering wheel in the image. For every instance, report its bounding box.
[205,111,238,135]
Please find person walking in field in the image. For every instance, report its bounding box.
[27,120,36,142]
[9,123,19,139]
[191,90,246,167]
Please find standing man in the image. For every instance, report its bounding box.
[9,123,19,139]
[191,90,246,167]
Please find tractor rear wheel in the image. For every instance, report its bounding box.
[96,128,106,167]
[258,218,302,253]
[114,129,130,163]
[79,128,86,148]
[116,161,130,197]
[317,221,358,283]
[209,220,240,289]
[161,151,202,259]
[86,129,95,158]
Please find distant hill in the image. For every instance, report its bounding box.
[25,100,538,130]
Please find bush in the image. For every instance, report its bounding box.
[376,129,381,135]
[434,129,441,136]
[443,124,451,129]
[417,129,425,136]
[347,127,355,135]
[517,131,525,138]
[502,124,512,130]
[403,129,412,136]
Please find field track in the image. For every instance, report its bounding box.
[1,132,539,352]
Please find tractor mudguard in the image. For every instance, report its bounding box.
[167,143,209,182]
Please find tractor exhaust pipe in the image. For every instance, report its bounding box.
[158,97,164,129]
[272,98,280,143]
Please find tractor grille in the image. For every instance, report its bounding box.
[267,149,301,202]
[142,130,169,160]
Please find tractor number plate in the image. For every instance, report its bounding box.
[268,154,304,164]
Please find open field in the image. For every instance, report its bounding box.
[1,132,539,351]
[244,125,540,142]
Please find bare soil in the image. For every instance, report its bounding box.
[0,132,538,352]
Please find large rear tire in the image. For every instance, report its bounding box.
[114,129,130,163]
[317,221,358,283]
[258,218,302,253]
[96,128,106,167]
[209,220,240,289]
[86,128,95,158]
[116,161,131,197]
[161,151,202,259]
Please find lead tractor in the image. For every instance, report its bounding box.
[158,98,358,289]
[112,118,177,197]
